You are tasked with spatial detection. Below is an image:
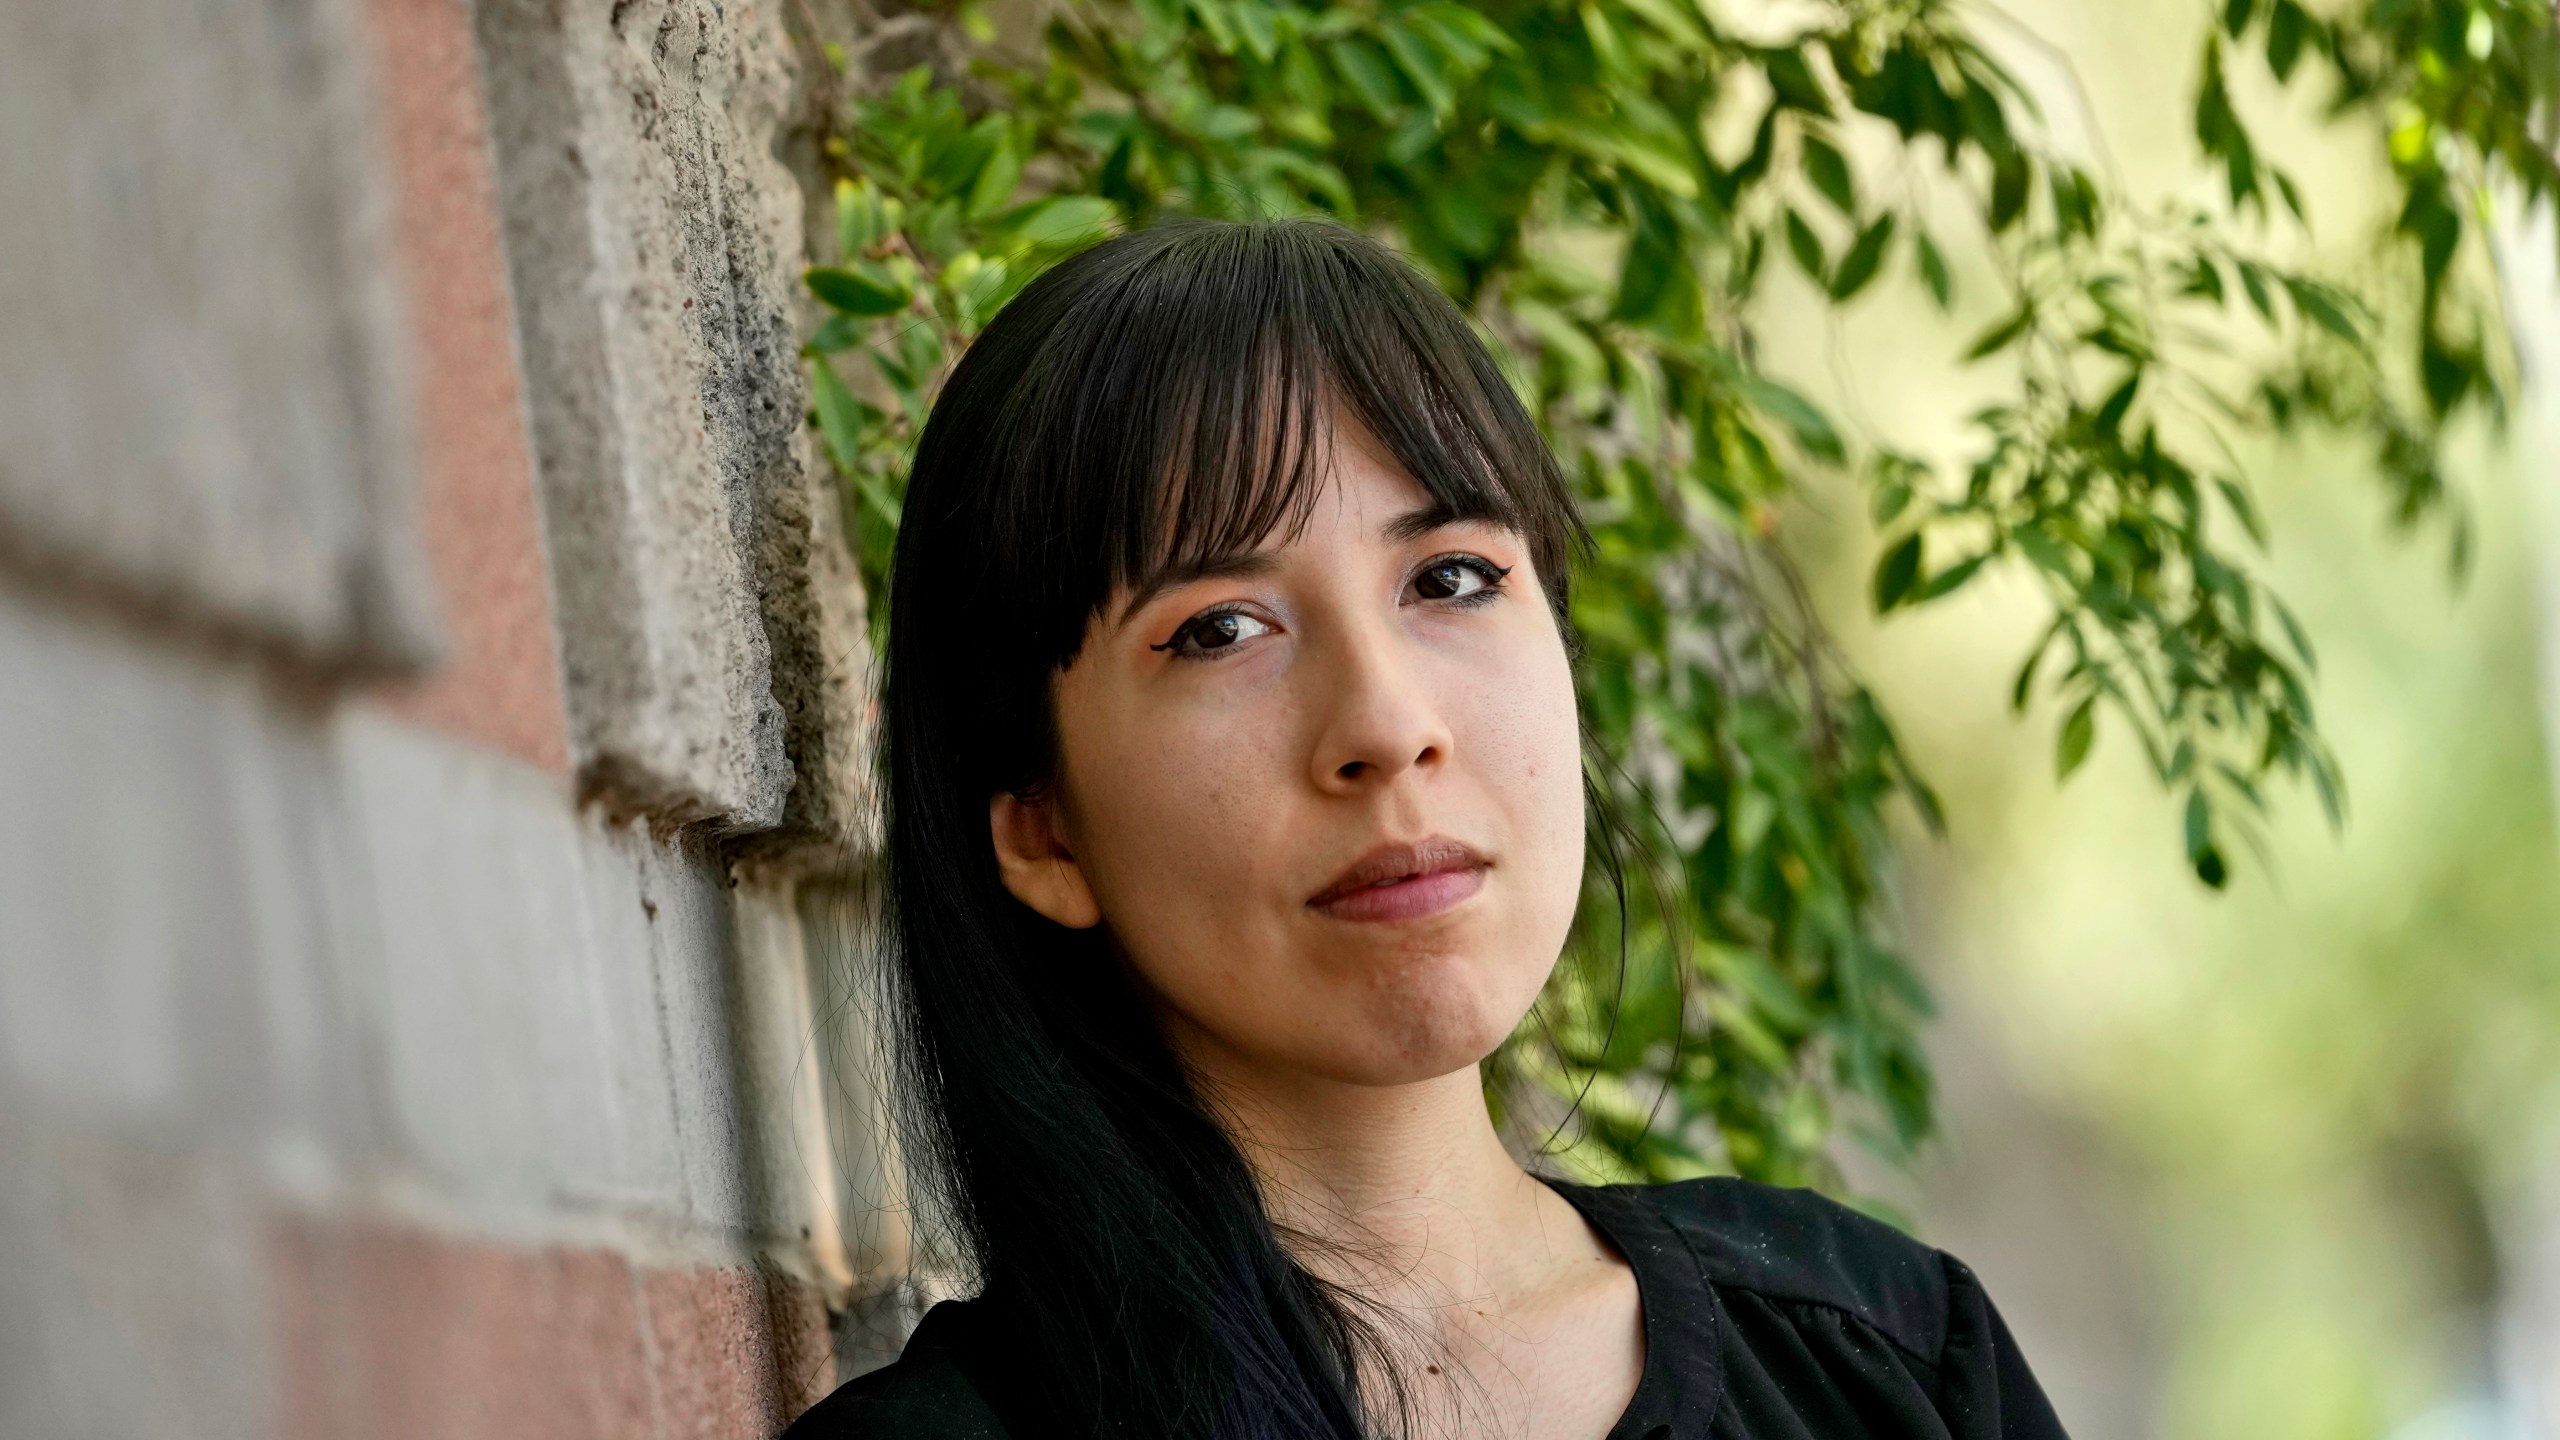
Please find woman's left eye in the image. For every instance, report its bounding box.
[1152,608,1277,660]
[1408,555,1511,605]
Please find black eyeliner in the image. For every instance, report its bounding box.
[1411,553,1513,603]
[1151,605,1260,657]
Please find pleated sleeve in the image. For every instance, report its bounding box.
[1930,1254,2070,1439]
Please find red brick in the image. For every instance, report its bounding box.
[358,0,572,775]
[270,1213,832,1440]
[642,1258,841,1435]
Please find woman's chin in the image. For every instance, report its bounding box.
[1165,940,1562,1089]
[1322,973,1539,1085]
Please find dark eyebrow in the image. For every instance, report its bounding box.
[1119,549,1281,623]
[1382,500,1470,544]
[1116,502,1490,625]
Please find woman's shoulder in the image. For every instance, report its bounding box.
[780,1301,1011,1440]
[1593,1174,1954,1359]
[1576,1177,2069,1434]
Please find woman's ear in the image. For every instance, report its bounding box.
[989,789,1103,929]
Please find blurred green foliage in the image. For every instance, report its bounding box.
[799,0,2555,1186]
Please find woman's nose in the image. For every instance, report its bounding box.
[1308,620,1454,792]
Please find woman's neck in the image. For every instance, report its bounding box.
[1189,1054,1580,1305]
[1180,1041,1647,1440]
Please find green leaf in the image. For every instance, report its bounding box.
[1513,298,1608,407]
[2011,640,2048,713]
[2236,261,2275,320]
[2166,739,2195,783]
[1230,0,1281,61]
[1962,307,2033,360]
[2284,278,2362,342]
[2224,129,2261,210]
[2421,338,2475,415]
[807,264,911,316]
[1592,128,1704,199]
[806,313,866,354]
[1763,46,1831,115]
[1416,4,1517,59]
[2049,166,2099,238]
[1002,195,1119,251]
[951,253,1014,333]
[965,132,1023,218]
[1989,152,2030,232]
[807,356,866,472]
[2055,696,2096,779]
[1619,0,1710,52]
[931,114,1007,195]
[2093,372,2141,438]
[1915,231,1953,310]
[1917,551,1989,602]
[2266,0,2309,80]
[2310,758,2344,830]
[1783,209,1827,284]
[1829,215,1896,300]
[834,178,881,260]
[1187,0,1240,53]
[1872,533,1924,612]
[1739,375,1845,463]
[1425,185,1501,260]
[2195,847,2230,888]
[1614,194,1683,322]
[2217,476,2270,547]
[1579,2,1631,75]
[1803,135,1856,214]
[2401,182,2463,288]
[2182,256,2227,303]
[2194,38,2260,208]
[2014,527,2077,579]
[1380,18,1455,116]
[2273,596,2319,673]
[1329,37,1405,121]
[2274,170,2308,224]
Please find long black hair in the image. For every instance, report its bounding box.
[878,217,1592,1438]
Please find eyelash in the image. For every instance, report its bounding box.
[1416,552,1513,609]
[1148,552,1514,661]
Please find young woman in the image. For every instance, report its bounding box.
[784,218,2068,1440]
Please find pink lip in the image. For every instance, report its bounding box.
[1307,836,1490,925]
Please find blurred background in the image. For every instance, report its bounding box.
[1770,5,2560,1436]
[0,1,2552,1438]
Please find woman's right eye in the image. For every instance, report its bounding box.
[1152,609,1275,659]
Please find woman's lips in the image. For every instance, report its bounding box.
[1307,836,1489,924]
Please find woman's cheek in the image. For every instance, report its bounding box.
[1478,630,1585,942]
[1072,691,1288,946]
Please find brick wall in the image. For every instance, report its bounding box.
[0,2,906,1436]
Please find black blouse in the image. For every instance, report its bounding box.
[783,1176,2071,1438]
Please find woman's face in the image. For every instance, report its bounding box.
[989,420,1586,1091]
